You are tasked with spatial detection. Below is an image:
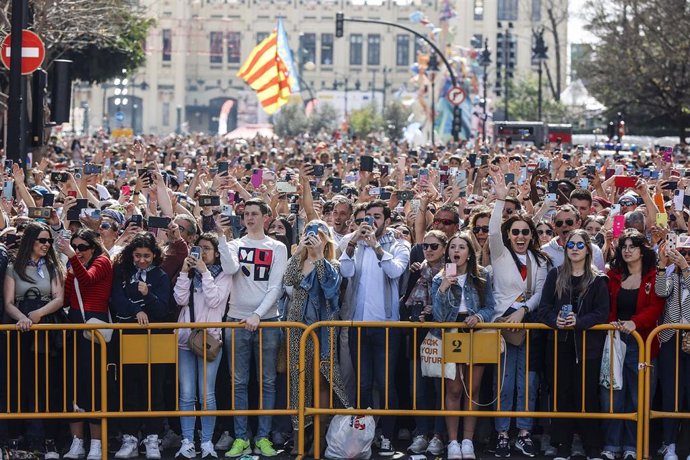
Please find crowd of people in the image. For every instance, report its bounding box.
[0,132,688,460]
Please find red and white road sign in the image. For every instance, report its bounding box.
[446,86,466,106]
[0,30,46,75]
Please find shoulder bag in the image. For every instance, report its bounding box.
[495,256,534,347]
[187,285,222,361]
[75,278,113,343]
[18,286,66,351]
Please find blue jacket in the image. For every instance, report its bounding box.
[430,268,496,338]
[110,266,171,322]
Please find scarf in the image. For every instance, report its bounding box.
[130,265,156,284]
[406,262,442,307]
[192,264,223,291]
[28,257,46,279]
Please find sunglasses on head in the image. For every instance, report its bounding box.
[619,200,635,207]
[566,241,586,250]
[36,238,54,245]
[433,218,458,226]
[422,243,441,250]
[538,229,554,236]
[511,228,531,236]
[71,244,93,252]
[473,225,490,234]
[555,219,575,227]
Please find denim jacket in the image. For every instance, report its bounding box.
[430,268,496,338]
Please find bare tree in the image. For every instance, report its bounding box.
[542,0,568,101]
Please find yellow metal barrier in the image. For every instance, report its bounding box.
[643,324,690,460]
[297,321,646,458]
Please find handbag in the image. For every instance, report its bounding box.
[420,330,457,379]
[18,287,66,351]
[74,279,113,343]
[496,256,534,347]
[600,330,626,390]
[186,285,222,361]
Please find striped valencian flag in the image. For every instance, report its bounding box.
[237,31,292,114]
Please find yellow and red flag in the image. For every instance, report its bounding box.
[237,29,292,115]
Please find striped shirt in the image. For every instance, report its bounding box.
[654,268,690,343]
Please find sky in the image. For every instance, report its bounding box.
[568,0,596,45]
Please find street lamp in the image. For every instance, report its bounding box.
[478,39,492,143]
[428,52,440,145]
[531,28,548,121]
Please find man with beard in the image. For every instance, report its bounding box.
[541,204,605,270]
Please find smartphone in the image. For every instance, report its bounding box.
[305,223,320,238]
[613,215,626,237]
[368,187,381,196]
[364,216,375,226]
[579,178,589,189]
[42,193,55,207]
[312,165,325,177]
[564,170,577,179]
[611,204,621,215]
[656,212,669,228]
[559,304,573,319]
[74,199,87,209]
[614,176,637,188]
[51,172,68,183]
[605,168,615,180]
[663,147,673,163]
[674,189,685,212]
[83,164,102,175]
[199,195,221,207]
[331,178,343,193]
[251,169,263,188]
[218,161,229,175]
[221,204,233,217]
[67,190,77,198]
[130,215,143,226]
[662,181,679,191]
[360,155,374,172]
[2,180,13,200]
[586,165,596,176]
[190,246,202,260]
[4,159,13,173]
[397,190,414,201]
[397,156,406,171]
[445,263,457,277]
[379,164,389,176]
[468,153,477,166]
[276,181,297,193]
[666,232,679,253]
[419,168,429,185]
[90,209,101,219]
[504,173,515,184]
[121,185,131,196]
[28,207,51,219]
[410,199,420,213]
[148,216,172,229]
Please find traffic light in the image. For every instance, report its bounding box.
[51,59,72,124]
[31,69,47,147]
[335,12,344,38]
[451,106,462,141]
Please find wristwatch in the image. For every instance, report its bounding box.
[374,243,382,251]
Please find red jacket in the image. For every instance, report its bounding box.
[607,268,664,358]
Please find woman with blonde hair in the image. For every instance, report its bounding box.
[283,220,349,449]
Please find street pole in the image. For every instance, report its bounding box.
[532,28,548,122]
[537,60,543,121]
[504,28,510,122]
[430,75,436,145]
[370,69,377,104]
[479,39,492,143]
[7,0,27,165]
[382,67,389,114]
[344,77,348,120]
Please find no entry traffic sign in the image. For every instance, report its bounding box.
[446,86,466,106]
[0,30,46,75]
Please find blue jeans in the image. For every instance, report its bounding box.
[178,347,223,443]
[494,341,539,433]
[600,334,639,454]
[410,335,444,436]
[349,327,400,439]
[224,320,280,440]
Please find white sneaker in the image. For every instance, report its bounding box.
[214,432,233,452]
[45,440,61,460]
[115,435,139,459]
[378,436,395,457]
[447,440,462,460]
[64,437,86,459]
[426,436,444,456]
[175,439,197,459]
[87,440,102,460]
[143,435,161,460]
[407,435,428,454]
[200,441,217,459]
[461,439,476,460]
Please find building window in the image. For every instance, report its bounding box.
[367,34,381,66]
[257,32,269,44]
[301,33,316,65]
[209,32,223,64]
[162,102,170,126]
[497,0,518,21]
[531,0,541,21]
[396,34,409,66]
[162,29,172,62]
[474,0,484,20]
[321,33,333,65]
[350,34,363,66]
[227,32,241,64]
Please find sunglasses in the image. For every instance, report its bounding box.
[555,219,575,227]
[399,229,411,236]
[538,229,554,236]
[511,228,531,236]
[473,226,490,234]
[354,218,364,225]
[566,241,586,250]
[71,244,93,252]
[422,243,441,250]
[619,200,635,207]
[680,250,690,256]
[433,218,458,226]
[36,238,54,245]
[504,208,515,215]
[100,222,113,230]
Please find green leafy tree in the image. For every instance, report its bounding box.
[308,102,338,135]
[348,103,383,138]
[507,76,570,122]
[584,0,690,141]
[273,103,308,137]
[382,101,411,140]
